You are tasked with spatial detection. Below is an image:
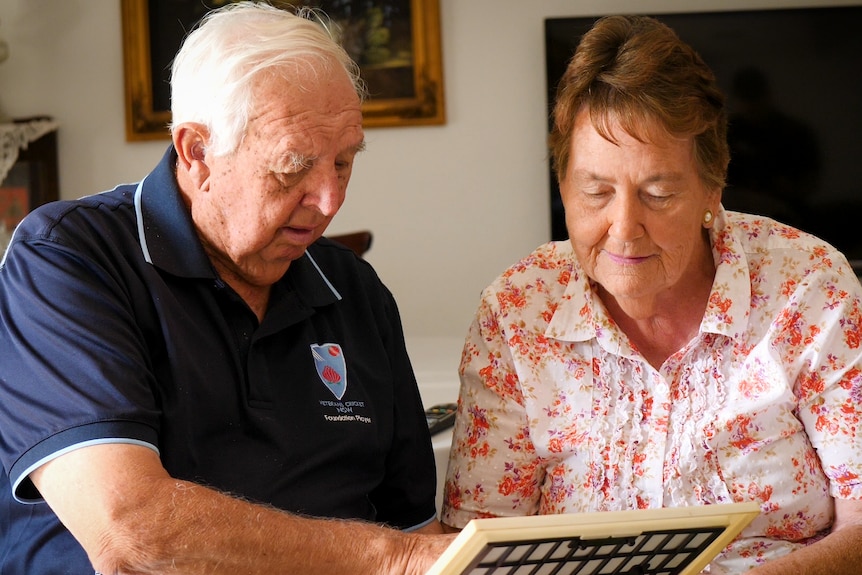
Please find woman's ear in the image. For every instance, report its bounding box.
[707,188,723,223]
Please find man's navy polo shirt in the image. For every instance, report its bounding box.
[0,147,437,573]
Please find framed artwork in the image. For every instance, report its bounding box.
[120,0,445,141]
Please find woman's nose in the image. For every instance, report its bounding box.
[607,194,644,243]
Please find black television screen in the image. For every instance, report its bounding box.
[545,6,862,263]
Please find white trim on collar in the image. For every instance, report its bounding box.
[304,250,342,301]
[133,176,152,264]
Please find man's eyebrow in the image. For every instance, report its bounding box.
[277,139,366,172]
[282,151,314,172]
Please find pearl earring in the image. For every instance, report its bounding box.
[703,210,714,225]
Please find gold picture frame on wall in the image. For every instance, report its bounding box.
[120,0,445,141]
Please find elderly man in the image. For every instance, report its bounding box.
[0,3,451,573]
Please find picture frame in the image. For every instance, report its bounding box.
[120,0,445,141]
[426,502,760,575]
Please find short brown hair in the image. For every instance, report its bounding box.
[549,15,729,191]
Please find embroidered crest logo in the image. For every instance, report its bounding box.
[311,343,347,400]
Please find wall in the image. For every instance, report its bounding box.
[0,0,856,341]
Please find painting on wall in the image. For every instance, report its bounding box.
[120,0,445,141]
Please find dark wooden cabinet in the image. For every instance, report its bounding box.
[0,116,59,236]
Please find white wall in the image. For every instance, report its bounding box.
[0,0,856,340]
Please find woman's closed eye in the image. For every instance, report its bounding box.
[639,186,680,208]
[578,185,614,207]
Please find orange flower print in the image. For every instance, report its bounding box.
[810,245,828,258]
[845,327,861,350]
[709,291,733,317]
[557,268,571,286]
[444,476,464,511]
[479,363,523,404]
[838,367,862,393]
[497,288,527,313]
[831,464,860,497]
[461,405,493,460]
[498,475,517,496]
[739,375,771,399]
[839,301,862,349]
[726,414,762,452]
[729,482,777,513]
[777,226,801,240]
[777,309,818,348]
[547,437,563,454]
[766,511,809,540]
[504,426,535,455]
[545,465,576,505]
[498,460,540,504]
[779,278,798,298]
[796,371,825,398]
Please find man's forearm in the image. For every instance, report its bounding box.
[88,478,450,575]
[31,442,452,574]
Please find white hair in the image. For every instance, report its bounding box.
[169,1,365,156]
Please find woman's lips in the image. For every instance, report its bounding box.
[606,252,650,265]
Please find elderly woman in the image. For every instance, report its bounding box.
[441,15,862,574]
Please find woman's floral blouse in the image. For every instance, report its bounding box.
[442,209,862,573]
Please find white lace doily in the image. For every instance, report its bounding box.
[0,118,59,184]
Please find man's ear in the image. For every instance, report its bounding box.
[173,123,211,189]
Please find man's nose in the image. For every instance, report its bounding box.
[301,170,343,217]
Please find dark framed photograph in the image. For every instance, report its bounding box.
[120,0,445,141]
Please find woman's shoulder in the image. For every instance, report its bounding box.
[724,210,836,253]
[497,241,575,280]
[722,209,856,283]
[478,241,580,309]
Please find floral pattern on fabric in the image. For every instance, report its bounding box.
[442,209,862,573]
